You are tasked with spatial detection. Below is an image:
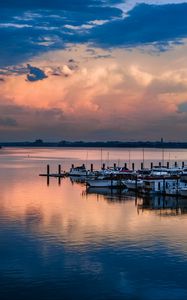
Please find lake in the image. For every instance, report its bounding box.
[0,147,187,300]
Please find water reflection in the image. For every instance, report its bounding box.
[136,195,187,216]
[1,149,187,300]
[86,184,187,216]
[85,186,132,203]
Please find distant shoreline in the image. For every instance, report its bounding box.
[1,140,187,149]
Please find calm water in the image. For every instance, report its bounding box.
[1,147,187,300]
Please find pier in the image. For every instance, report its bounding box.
[39,160,187,197]
[39,161,186,177]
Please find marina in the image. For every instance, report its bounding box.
[40,160,187,197]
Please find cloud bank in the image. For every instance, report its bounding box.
[0,1,187,140]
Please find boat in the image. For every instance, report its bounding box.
[68,165,89,177]
[180,188,187,197]
[86,178,125,188]
[123,179,144,190]
[150,167,168,176]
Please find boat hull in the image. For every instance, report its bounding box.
[86,179,124,188]
[180,189,187,197]
[123,180,143,190]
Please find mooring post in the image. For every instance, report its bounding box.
[58,164,61,175]
[124,162,127,169]
[167,161,169,169]
[114,163,116,169]
[132,163,135,171]
[47,164,50,176]
[141,162,144,170]
[91,163,93,172]
[150,162,153,169]
[177,176,179,196]
[182,161,185,168]
[175,161,177,167]
[159,162,161,167]
[102,163,105,170]
[71,164,74,169]
[135,174,138,191]
[163,177,166,195]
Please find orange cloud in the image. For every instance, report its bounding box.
[1,43,187,139]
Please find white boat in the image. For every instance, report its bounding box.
[69,165,89,176]
[123,179,144,190]
[86,179,124,188]
[151,167,168,176]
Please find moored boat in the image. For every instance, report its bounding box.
[180,188,187,197]
[86,178,125,188]
[68,165,89,176]
[123,179,144,190]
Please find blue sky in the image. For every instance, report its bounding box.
[0,1,187,65]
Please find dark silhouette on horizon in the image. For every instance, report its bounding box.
[1,139,187,149]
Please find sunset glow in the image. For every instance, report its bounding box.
[1,1,187,141]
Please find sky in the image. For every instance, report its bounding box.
[1,1,187,141]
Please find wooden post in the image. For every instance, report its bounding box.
[150,162,153,169]
[102,163,105,170]
[135,174,138,191]
[141,162,144,170]
[132,163,135,171]
[91,164,93,172]
[167,161,169,169]
[163,177,166,195]
[124,162,127,169]
[47,164,50,176]
[182,161,185,168]
[47,164,50,186]
[114,163,116,169]
[176,177,179,196]
[58,164,61,175]
[58,165,62,185]
[71,164,74,169]
[175,161,177,167]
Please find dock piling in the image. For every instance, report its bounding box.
[58,164,61,175]
[47,164,50,176]
[47,164,50,186]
